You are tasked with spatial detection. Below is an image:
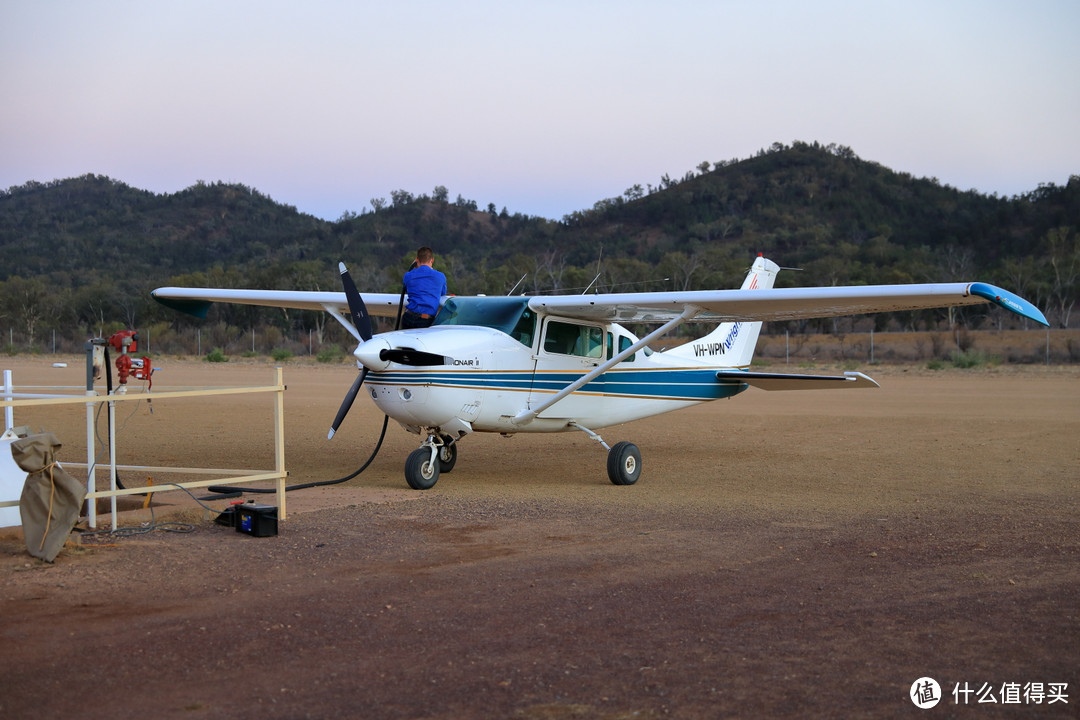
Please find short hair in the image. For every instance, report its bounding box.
[416,246,434,263]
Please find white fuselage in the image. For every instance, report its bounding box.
[359,321,748,438]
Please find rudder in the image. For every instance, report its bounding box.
[664,255,780,368]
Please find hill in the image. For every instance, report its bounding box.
[0,142,1076,353]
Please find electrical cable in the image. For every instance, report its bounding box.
[78,485,196,542]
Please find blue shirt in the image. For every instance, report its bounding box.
[403,264,448,315]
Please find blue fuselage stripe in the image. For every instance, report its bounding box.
[369,368,743,401]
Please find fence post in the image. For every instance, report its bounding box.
[3,370,12,431]
[274,366,287,519]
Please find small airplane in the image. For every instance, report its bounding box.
[153,255,1048,489]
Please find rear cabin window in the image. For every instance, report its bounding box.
[606,333,636,362]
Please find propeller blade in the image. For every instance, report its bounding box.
[328,367,368,440]
[338,262,372,342]
[380,348,449,366]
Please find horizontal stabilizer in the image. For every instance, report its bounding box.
[716,370,880,391]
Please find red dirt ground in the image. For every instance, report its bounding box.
[1,357,1077,719]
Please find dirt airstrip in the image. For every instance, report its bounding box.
[0,357,1077,719]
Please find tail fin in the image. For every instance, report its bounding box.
[664,255,780,368]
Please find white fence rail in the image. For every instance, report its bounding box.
[1,368,287,530]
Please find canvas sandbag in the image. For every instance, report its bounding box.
[14,432,85,562]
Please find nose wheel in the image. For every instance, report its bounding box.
[405,447,438,489]
[404,433,457,490]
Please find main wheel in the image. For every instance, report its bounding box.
[607,441,642,486]
[405,447,440,490]
[437,440,457,473]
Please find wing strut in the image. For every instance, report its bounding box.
[512,306,701,427]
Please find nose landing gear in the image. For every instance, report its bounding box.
[404,433,457,490]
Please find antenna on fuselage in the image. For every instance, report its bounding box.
[581,272,602,295]
[508,273,528,295]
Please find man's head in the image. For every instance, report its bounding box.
[416,246,434,266]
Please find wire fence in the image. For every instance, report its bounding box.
[4,325,1078,366]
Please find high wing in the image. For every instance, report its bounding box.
[529,281,1049,326]
[152,278,1048,328]
[151,288,403,319]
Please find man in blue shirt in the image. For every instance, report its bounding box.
[402,246,447,329]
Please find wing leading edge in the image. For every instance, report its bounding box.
[151,288,403,319]
[528,281,1048,326]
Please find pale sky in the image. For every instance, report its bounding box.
[2,0,1078,221]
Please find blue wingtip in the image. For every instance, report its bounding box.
[968,283,1049,327]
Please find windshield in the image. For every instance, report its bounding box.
[433,297,536,347]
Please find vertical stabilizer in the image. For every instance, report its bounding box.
[664,255,780,368]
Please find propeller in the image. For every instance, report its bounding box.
[329,262,373,440]
[328,367,367,440]
[339,262,373,342]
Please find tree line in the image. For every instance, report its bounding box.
[0,141,1076,358]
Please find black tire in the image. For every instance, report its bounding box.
[607,441,642,486]
[405,447,440,490]
[437,441,457,473]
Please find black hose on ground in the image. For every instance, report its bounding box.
[201,414,390,499]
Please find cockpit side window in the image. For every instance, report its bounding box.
[510,309,536,348]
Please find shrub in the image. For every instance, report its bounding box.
[950,349,999,369]
[271,348,294,362]
[205,348,229,363]
[316,344,344,363]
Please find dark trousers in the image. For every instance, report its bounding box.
[402,310,434,329]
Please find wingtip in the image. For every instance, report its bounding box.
[968,282,1049,327]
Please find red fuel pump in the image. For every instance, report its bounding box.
[107,330,153,390]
